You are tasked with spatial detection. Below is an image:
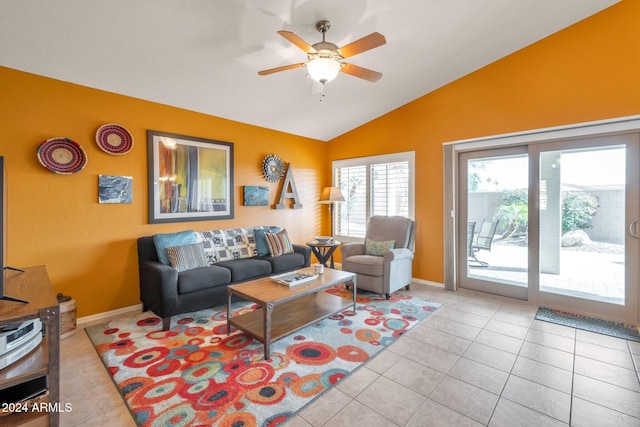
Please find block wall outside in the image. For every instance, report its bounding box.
[587,188,624,244]
[468,188,624,244]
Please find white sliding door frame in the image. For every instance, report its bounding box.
[443,115,640,323]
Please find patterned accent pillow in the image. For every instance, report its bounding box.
[365,239,395,256]
[165,243,208,272]
[198,228,257,264]
[265,229,294,257]
[198,229,225,264]
[153,230,197,265]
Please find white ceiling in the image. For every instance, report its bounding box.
[0,0,618,141]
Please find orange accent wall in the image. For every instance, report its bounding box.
[327,1,640,283]
[0,67,327,317]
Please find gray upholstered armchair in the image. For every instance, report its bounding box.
[340,216,417,299]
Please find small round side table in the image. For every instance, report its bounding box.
[306,240,341,268]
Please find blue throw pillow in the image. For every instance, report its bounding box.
[153,230,197,265]
[254,226,281,256]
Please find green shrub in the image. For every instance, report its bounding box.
[494,190,528,237]
[495,202,528,238]
[501,189,528,206]
[562,191,599,231]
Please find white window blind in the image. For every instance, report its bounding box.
[335,165,367,238]
[333,152,415,239]
[371,161,410,217]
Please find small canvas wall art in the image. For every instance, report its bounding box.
[99,175,133,204]
[243,186,269,206]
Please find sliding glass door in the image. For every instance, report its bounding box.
[457,133,640,323]
[532,135,639,322]
[458,147,529,300]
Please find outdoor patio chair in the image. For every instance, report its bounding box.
[467,221,476,259]
[469,219,499,267]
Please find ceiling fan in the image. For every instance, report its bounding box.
[258,20,386,86]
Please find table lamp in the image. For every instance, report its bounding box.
[318,187,345,237]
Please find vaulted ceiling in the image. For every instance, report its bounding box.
[0,0,618,141]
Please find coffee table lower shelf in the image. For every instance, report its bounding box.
[228,292,353,359]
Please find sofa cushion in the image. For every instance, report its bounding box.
[166,242,209,272]
[216,258,272,282]
[199,228,257,264]
[177,265,231,294]
[153,230,197,265]
[265,229,294,257]
[342,255,385,277]
[254,226,281,256]
[258,252,306,274]
[365,239,395,256]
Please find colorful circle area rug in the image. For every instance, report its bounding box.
[85,286,440,426]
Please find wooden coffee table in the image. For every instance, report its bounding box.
[226,267,356,360]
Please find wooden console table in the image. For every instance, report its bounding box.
[0,266,60,427]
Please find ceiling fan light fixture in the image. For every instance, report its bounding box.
[306,57,341,84]
[259,20,385,85]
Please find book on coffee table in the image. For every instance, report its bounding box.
[271,271,318,287]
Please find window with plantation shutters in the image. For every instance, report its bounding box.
[333,152,415,240]
[335,165,367,237]
[371,161,410,217]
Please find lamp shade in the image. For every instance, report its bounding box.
[319,187,345,203]
[306,57,341,83]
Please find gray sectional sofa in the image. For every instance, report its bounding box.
[137,226,311,330]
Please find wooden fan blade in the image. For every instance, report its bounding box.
[277,30,317,53]
[258,63,305,76]
[338,32,386,58]
[341,63,382,82]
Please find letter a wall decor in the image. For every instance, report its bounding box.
[274,163,302,209]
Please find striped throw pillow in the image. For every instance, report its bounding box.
[165,242,209,272]
[264,229,294,257]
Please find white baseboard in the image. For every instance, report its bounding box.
[412,278,445,289]
[77,304,143,326]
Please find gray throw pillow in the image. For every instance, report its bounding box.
[165,242,208,272]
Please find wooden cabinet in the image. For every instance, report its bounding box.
[0,266,59,426]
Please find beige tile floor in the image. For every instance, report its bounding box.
[59,283,640,426]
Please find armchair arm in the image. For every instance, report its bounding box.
[341,242,365,258]
[138,260,179,316]
[383,247,414,263]
[292,244,312,266]
[382,247,415,295]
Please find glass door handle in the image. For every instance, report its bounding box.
[629,218,640,238]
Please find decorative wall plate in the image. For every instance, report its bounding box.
[262,154,285,182]
[96,124,134,155]
[37,137,88,174]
